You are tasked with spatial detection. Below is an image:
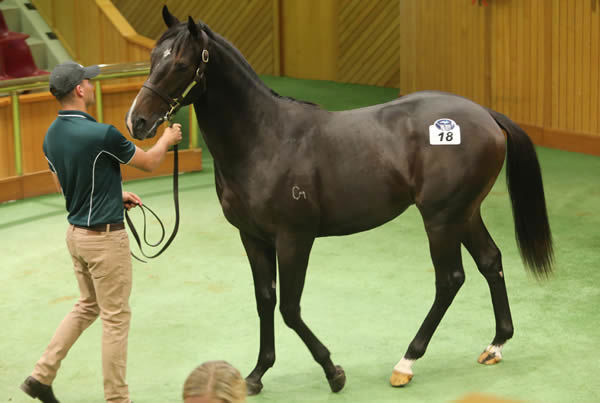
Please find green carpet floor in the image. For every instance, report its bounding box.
[1,77,599,402]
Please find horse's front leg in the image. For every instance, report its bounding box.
[276,231,346,393]
[240,231,277,395]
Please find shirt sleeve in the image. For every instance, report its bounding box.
[42,137,56,172]
[104,125,136,164]
[46,158,56,173]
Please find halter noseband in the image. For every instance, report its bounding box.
[142,48,210,123]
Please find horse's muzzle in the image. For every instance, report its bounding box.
[129,114,162,140]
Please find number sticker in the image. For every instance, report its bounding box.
[429,118,461,145]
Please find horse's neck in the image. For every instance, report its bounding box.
[194,44,278,175]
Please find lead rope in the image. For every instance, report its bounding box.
[125,143,180,263]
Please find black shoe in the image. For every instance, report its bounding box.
[20,376,60,403]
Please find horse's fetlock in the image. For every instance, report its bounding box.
[492,321,513,345]
[406,342,427,360]
[263,352,276,368]
[314,346,331,366]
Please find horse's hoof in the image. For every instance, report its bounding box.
[245,378,263,395]
[477,345,503,365]
[327,365,346,393]
[478,349,501,365]
[390,370,413,387]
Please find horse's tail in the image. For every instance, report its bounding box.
[486,108,554,278]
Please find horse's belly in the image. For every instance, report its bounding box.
[317,188,413,236]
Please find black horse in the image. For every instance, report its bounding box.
[126,6,553,394]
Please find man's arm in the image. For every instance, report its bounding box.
[128,124,183,172]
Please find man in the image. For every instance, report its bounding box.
[20,61,182,403]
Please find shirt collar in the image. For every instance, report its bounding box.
[58,110,97,122]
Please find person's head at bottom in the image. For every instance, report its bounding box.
[183,361,247,403]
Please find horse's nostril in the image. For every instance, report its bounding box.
[133,117,146,132]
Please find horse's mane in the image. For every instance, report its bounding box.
[213,32,318,107]
[159,22,317,107]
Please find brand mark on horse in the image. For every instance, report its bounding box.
[292,186,307,200]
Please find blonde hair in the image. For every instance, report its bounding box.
[183,361,247,403]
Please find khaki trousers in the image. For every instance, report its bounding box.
[33,225,132,403]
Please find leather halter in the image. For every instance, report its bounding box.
[142,48,209,123]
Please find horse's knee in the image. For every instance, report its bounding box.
[255,287,276,317]
[279,304,300,328]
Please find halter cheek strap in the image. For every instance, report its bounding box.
[142,47,210,123]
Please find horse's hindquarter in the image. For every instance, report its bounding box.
[314,92,507,234]
[403,92,507,220]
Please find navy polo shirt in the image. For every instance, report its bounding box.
[43,110,137,226]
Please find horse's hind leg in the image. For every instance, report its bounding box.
[391,220,465,387]
[276,232,346,393]
[240,231,277,395]
[462,212,514,365]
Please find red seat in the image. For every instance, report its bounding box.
[0,10,29,42]
[0,41,8,80]
[0,37,48,78]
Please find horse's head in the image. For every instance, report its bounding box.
[126,6,211,140]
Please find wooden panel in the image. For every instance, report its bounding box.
[112,0,279,75]
[0,98,15,179]
[22,170,57,198]
[0,171,57,203]
[32,0,153,65]
[491,0,600,134]
[399,0,488,104]
[77,2,102,66]
[399,0,600,141]
[18,93,61,175]
[52,0,78,58]
[338,0,399,87]
[34,0,53,25]
[281,0,338,80]
[520,123,600,156]
[0,176,23,202]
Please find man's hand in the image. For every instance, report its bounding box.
[163,123,183,146]
[123,191,142,211]
[128,124,183,172]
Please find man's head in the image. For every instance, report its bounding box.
[49,61,100,107]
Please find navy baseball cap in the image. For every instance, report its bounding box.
[49,61,100,98]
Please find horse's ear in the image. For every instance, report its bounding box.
[162,5,179,28]
[187,16,198,38]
